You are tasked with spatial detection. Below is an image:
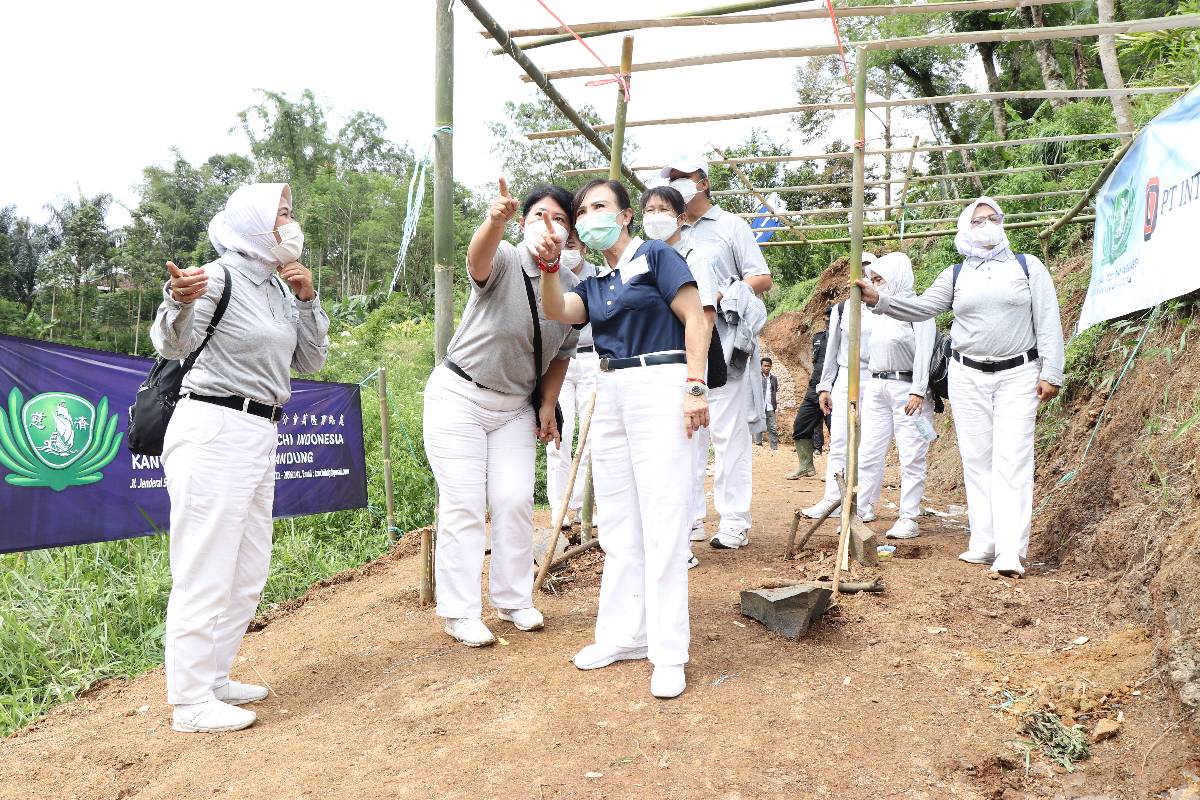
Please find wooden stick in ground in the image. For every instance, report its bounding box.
[549,537,601,570]
[534,390,599,592]
[785,499,841,558]
[377,366,399,544]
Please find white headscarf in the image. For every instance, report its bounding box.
[866,252,915,298]
[954,196,1011,261]
[208,183,289,265]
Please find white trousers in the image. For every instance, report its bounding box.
[546,351,598,515]
[822,365,871,504]
[423,365,536,619]
[949,360,1040,559]
[590,364,691,666]
[857,378,934,520]
[707,365,753,531]
[163,397,277,706]
[690,426,710,525]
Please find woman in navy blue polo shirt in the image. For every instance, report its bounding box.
[540,179,711,700]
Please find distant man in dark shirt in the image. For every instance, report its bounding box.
[787,305,832,479]
[754,357,779,450]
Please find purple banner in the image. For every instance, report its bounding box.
[0,334,367,554]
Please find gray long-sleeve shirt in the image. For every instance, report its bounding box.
[871,252,1065,385]
[150,252,331,406]
[867,315,937,397]
[816,301,874,393]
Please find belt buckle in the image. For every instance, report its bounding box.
[599,357,612,372]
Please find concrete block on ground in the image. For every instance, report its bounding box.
[849,519,880,567]
[740,583,832,639]
[532,528,568,567]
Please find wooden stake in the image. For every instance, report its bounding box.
[534,391,599,593]
[377,366,399,545]
[609,36,634,182]
[433,0,455,362]
[785,500,841,558]
[893,136,921,224]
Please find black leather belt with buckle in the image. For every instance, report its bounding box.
[871,371,914,381]
[598,352,687,372]
[577,345,595,353]
[186,393,284,423]
[952,348,1039,373]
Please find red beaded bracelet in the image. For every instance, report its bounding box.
[537,258,560,274]
[686,377,707,385]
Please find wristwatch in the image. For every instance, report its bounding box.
[685,382,709,398]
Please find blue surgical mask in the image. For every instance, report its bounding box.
[576,212,623,251]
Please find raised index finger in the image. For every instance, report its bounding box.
[166,261,183,278]
[498,177,511,198]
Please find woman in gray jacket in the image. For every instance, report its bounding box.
[857,197,1064,578]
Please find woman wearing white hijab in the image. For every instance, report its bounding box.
[151,183,330,733]
[855,252,936,540]
[857,197,1064,577]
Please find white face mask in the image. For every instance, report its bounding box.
[521,216,567,257]
[560,248,584,272]
[969,221,1004,249]
[669,178,699,205]
[642,211,679,241]
[269,221,304,265]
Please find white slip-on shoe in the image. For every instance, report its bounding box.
[573,643,649,670]
[497,607,544,631]
[686,551,700,569]
[650,665,686,699]
[991,553,1025,578]
[859,505,877,523]
[213,680,269,706]
[886,519,920,540]
[444,617,496,647]
[171,700,256,733]
[801,498,841,520]
[958,550,996,565]
[560,513,575,530]
[709,526,749,550]
[689,520,707,542]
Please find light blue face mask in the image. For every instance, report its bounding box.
[576,211,623,251]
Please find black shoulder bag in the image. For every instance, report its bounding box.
[127,265,232,456]
[680,247,728,390]
[521,272,565,434]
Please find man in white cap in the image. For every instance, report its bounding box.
[662,154,772,551]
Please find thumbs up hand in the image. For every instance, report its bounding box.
[488,177,520,225]
[167,261,209,304]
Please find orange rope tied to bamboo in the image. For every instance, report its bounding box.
[535,0,631,100]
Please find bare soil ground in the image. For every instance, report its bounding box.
[2,448,1196,800]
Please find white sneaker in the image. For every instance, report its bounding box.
[991,553,1025,577]
[650,665,686,699]
[885,519,919,540]
[958,550,996,565]
[213,680,268,706]
[573,643,648,670]
[444,617,496,647]
[709,526,749,550]
[172,699,256,733]
[497,607,544,631]
[802,498,841,519]
[858,505,877,523]
[689,520,707,542]
[686,551,700,569]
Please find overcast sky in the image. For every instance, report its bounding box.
[2,0,939,227]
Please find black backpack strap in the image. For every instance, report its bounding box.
[182,265,232,373]
[521,271,544,392]
[951,262,963,294]
[1015,253,1030,278]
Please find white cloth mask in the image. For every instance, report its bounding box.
[642,212,679,241]
[269,221,304,265]
[969,222,1004,249]
[669,178,699,204]
[521,217,568,257]
[560,249,584,272]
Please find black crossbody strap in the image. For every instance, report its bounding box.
[181,264,232,373]
[521,271,544,392]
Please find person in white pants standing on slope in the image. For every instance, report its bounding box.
[856,197,1064,577]
[804,252,879,522]
[545,231,599,530]
[855,252,936,540]
[663,155,773,551]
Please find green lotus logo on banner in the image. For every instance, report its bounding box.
[1102,181,1136,267]
[0,388,123,491]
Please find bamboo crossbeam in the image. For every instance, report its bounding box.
[738,189,1083,219]
[529,16,1199,82]
[527,88,1184,141]
[714,146,806,238]
[1039,134,1139,240]
[758,215,1096,246]
[494,0,1072,40]
[779,208,1082,232]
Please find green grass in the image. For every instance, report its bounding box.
[0,295,438,736]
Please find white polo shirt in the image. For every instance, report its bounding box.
[679,204,771,287]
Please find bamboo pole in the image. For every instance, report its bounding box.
[460,0,645,191]
[494,0,1073,39]
[773,208,1082,233]
[377,366,399,545]
[832,48,870,602]
[534,392,599,592]
[713,146,806,239]
[1038,134,1138,241]
[757,215,1097,246]
[530,16,1199,82]
[893,136,920,223]
[737,189,1083,218]
[527,88,1184,141]
[490,0,804,52]
[434,0,454,363]
[609,36,634,182]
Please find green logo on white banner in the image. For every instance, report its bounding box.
[1102,181,1136,266]
[0,388,123,491]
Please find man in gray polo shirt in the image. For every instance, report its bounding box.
[663,154,773,551]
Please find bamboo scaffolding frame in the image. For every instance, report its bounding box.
[757,215,1096,246]
[737,189,1083,218]
[778,207,1084,232]
[530,16,1200,81]
[713,146,807,238]
[1039,134,1139,240]
[527,87,1185,140]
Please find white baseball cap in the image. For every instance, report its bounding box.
[659,155,709,179]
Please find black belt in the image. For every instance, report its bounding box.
[444,358,499,392]
[872,371,913,381]
[952,348,1039,373]
[577,345,595,353]
[598,352,687,372]
[185,393,284,423]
